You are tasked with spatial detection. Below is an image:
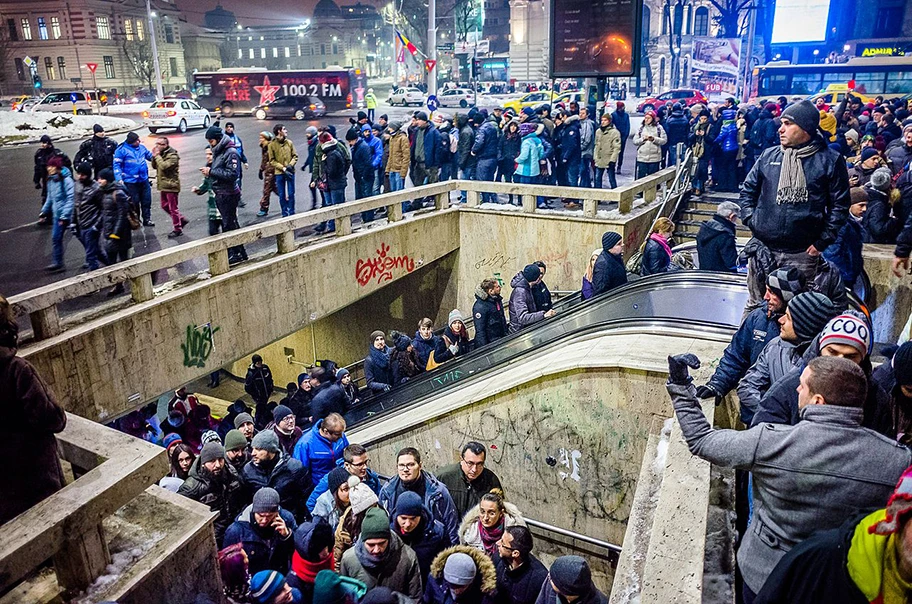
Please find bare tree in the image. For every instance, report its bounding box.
[707,0,751,39]
[122,37,157,91]
[453,0,480,42]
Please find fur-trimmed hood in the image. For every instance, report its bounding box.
[429,545,498,594]
[457,500,526,545]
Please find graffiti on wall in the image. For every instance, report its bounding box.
[356,243,416,286]
[182,323,220,368]
[474,252,517,272]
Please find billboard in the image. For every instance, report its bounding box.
[690,37,742,102]
[550,0,641,77]
[771,0,831,44]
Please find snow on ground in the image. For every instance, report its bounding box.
[104,103,152,115]
[0,111,137,145]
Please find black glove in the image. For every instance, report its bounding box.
[258,169,263,180]
[695,385,717,399]
[667,354,700,385]
[35,182,42,189]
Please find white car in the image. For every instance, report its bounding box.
[30,91,101,115]
[142,99,211,134]
[388,87,425,107]
[438,88,479,108]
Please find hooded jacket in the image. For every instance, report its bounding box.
[292,419,350,487]
[310,381,349,422]
[75,135,117,175]
[150,145,181,192]
[696,214,738,272]
[379,471,461,546]
[323,142,349,191]
[177,455,246,544]
[494,553,549,604]
[365,345,394,393]
[363,128,384,169]
[633,122,667,164]
[244,363,274,404]
[99,181,132,245]
[113,142,151,183]
[593,124,621,168]
[223,503,298,575]
[458,501,526,553]
[822,213,865,287]
[350,138,375,185]
[423,545,498,604]
[339,531,422,599]
[714,112,740,153]
[578,116,595,157]
[457,114,477,169]
[508,272,545,333]
[862,186,899,244]
[611,108,630,139]
[534,556,607,604]
[591,233,628,296]
[472,286,508,348]
[387,129,410,177]
[664,109,690,147]
[412,330,446,370]
[515,128,544,177]
[241,453,311,520]
[748,109,779,154]
[46,167,74,221]
[210,135,241,194]
[555,115,582,163]
[737,336,809,425]
[705,303,781,401]
[394,502,449,579]
[669,381,911,595]
[472,117,501,160]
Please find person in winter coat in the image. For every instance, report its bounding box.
[593,113,621,189]
[268,124,298,216]
[391,491,448,580]
[388,331,422,384]
[114,131,154,226]
[666,353,912,601]
[205,126,247,263]
[713,109,740,192]
[530,261,553,314]
[848,147,884,187]
[311,467,352,531]
[35,136,72,222]
[441,310,472,361]
[301,126,319,212]
[413,317,447,370]
[459,492,526,558]
[385,121,410,193]
[365,88,378,122]
[873,342,912,444]
[591,231,628,296]
[364,331,394,393]
[499,121,522,204]
[581,248,601,301]
[223,487,298,576]
[688,112,713,195]
[534,555,606,604]
[471,109,501,202]
[746,104,779,175]
[696,201,740,272]
[411,111,443,188]
[514,123,544,186]
[436,442,504,519]
[473,278,508,347]
[348,128,376,223]
[424,547,498,604]
[553,111,582,189]
[150,137,186,237]
[44,156,75,272]
[494,526,549,604]
[316,132,348,233]
[640,217,678,276]
[339,507,422,600]
[96,168,132,285]
[578,107,596,188]
[633,111,667,178]
[243,430,311,521]
[508,264,556,333]
[74,124,117,178]
[293,414,349,487]
[287,521,336,602]
[267,405,304,458]
[0,296,67,525]
[178,442,246,546]
[664,103,690,166]
[362,124,384,195]
[887,124,912,175]
[257,131,277,216]
[72,163,104,271]
[864,167,900,243]
[191,146,222,236]
[337,368,360,408]
[224,122,249,195]
[334,476,381,566]
[306,443,380,513]
[309,369,349,421]
[245,354,274,406]
[822,186,867,287]
[611,102,631,174]
[218,542,253,603]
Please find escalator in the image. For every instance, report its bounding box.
[346,272,751,429]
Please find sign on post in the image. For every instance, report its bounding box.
[86,63,98,73]
[424,59,437,73]
[23,56,34,67]
[426,94,438,112]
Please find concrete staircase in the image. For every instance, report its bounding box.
[673,191,751,244]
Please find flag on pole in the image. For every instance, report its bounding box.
[397,30,418,56]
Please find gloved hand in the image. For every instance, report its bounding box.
[667,354,700,385]
[258,169,263,180]
[448,343,459,355]
[695,385,717,399]
[35,182,42,189]
[383,385,391,392]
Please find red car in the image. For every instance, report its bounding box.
[637,89,709,113]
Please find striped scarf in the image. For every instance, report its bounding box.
[776,140,821,205]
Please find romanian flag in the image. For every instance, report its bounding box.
[397,30,418,56]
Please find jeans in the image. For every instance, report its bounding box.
[715,150,738,192]
[636,161,660,179]
[160,191,185,231]
[560,159,581,188]
[372,167,382,197]
[79,227,102,270]
[321,187,345,232]
[357,177,374,223]
[668,144,679,166]
[124,180,152,223]
[595,164,617,189]
[389,172,407,213]
[367,108,375,122]
[51,219,68,267]
[459,164,476,203]
[579,156,593,188]
[617,138,628,171]
[476,158,497,203]
[274,170,296,216]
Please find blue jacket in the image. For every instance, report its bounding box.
[363,128,384,169]
[226,132,247,164]
[555,115,582,163]
[412,123,443,168]
[364,345,394,393]
[310,381,349,421]
[611,109,631,139]
[47,168,75,221]
[714,120,739,153]
[705,303,781,401]
[306,466,381,512]
[379,471,460,546]
[472,118,500,160]
[822,216,865,288]
[350,138,374,184]
[393,503,449,580]
[223,504,297,575]
[292,420,350,486]
[113,142,151,183]
[515,132,543,177]
[412,331,446,369]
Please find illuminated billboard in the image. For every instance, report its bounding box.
[771,0,832,44]
[550,0,642,77]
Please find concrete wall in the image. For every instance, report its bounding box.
[863,244,912,345]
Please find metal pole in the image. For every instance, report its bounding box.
[427,0,437,97]
[523,518,623,554]
[146,0,165,99]
[741,0,756,102]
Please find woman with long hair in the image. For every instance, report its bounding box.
[458,490,526,558]
[218,543,251,603]
[581,248,602,300]
[640,217,679,276]
[159,442,196,491]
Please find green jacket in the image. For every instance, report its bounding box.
[150,146,180,192]
[193,174,220,221]
[312,140,351,183]
[268,137,298,172]
[365,93,378,109]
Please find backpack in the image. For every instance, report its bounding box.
[449,131,459,154]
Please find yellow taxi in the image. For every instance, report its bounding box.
[808,84,874,107]
[501,90,557,113]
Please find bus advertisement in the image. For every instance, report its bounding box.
[192,68,368,117]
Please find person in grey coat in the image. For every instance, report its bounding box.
[508,264,556,333]
[666,353,912,601]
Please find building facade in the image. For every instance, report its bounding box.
[180,22,223,76]
[507,0,550,84]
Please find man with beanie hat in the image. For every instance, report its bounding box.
[411,110,442,193]
[312,569,367,604]
[365,331,395,393]
[74,123,116,179]
[245,354,275,407]
[257,129,277,217]
[309,366,350,422]
[887,122,912,175]
[293,412,349,486]
[849,147,882,187]
[473,277,509,347]
[203,123,247,264]
[423,546,499,603]
[822,185,868,288]
[224,487,298,575]
[243,429,310,521]
[873,341,912,443]
[392,490,449,578]
[386,119,410,195]
[591,231,627,297]
[311,466,352,529]
[250,570,303,604]
[113,130,154,226]
[740,98,850,311]
[508,263,557,333]
[666,353,912,601]
[536,555,606,604]
[696,201,740,273]
[307,443,381,514]
[235,412,257,442]
[72,160,105,271]
[178,440,245,546]
[339,507,423,600]
[268,404,303,457]
[737,291,838,423]
[224,428,251,473]
[286,521,336,599]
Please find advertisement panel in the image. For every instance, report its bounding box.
[690,37,742,101]
[771,0,831,44]
[550,0,641,77]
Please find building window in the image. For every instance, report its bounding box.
[249,48,254,59]
[238,47,243,59]
[124,19,134,40]
[661,5,668,34]
[96,16,110,39]
[15,58,26,80]
[136,20,144,40]
[332,42,339,54]
[164,23,174,44]
[58,56,66,79]
[659,56,666,88]
[684,5,691,34]
[260,47,266,58]
[51,16,61,39]
[297,44,302,56]
[45,57,56,79]
[285,47,291,58]
[21,18,32,40]
[169,57,178,77]
[273,47,278,58]
[103,55,115,78]
[693,6,709,36]
[321,43,326,55]
[873,6,902,37]
[37,17,48,40]
[8,18,19,41]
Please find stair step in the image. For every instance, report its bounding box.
[676,219,751,235]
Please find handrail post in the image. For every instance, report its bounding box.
[583,199,598,217]
[276,231,295,254]
[435,190,449,211]
[644,184,657,203]
[30,306,61,340]
[54,522,110,595]
[337,214,353,237]
[208,249,230,276]
[522,194,536,213]
[387,200,404,222]
[130,273,154,303]
[466,190,480,207]
[619,190,634,214]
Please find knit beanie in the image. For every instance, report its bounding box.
[443,553,477,586]
[370,330,385,344]
[781,100,821,135]
[313,570,367,604]
[549,555,593,597]
[357,110,368,121]
[348,476,380,514]
[199,441,225,465]
[448,309,464,326]
[234,412,255,429]
[892,342,912,386]
[224,429,248,452]
[870,167,893,192]
[849,187,869,205]
[359,507,391,541]
[76,162,93,177]
[388,120,403,132]
[167,409,186,428]
[126,131,140,144]
[252,487,281,513]
[201,430,221,445]
[249,570,287,604]
[394,491,424,518]
[415,111,429,122]
[97,167,115,182]
[273,404,293,424]
[845,128,859,143]
[522,106,536,118]
[346,128,360,141]
[327,466,350,496]
[162,433,183,450]
[602,231,622,251]
[522,263,542,283]
[294,521,335,561]
[819,313,871,357]
[872,466,912,536]
[259,131,273,141]
[205,126,223,141]
[766,267,806,303]
[788,292,839,343]
[252,430,281,453]
[336,368,350,380]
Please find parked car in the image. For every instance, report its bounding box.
[10,95,42,111]
[142,99,211,133]
[131,90,158,104]
[438,88,479,108]
[501,90,559,113]
[636,89,709,113]
[552,90,587,108]
[30,91,102,114]
[388,87,425,106]
[252,95,326,120]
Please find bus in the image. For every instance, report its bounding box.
[748,56,912,104]
[191,68,368,117]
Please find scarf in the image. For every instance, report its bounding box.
[881,534,912,604]
[291,551,335,584]
[776,140,820,205]
[479,519,505,557]
[355,537,391,572]
[649,232,673,259]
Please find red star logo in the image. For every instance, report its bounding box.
[254,75,281,105]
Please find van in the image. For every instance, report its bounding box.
[31,90,102,114]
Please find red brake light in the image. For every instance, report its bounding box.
[166,110,177,116]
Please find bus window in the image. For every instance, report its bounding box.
[194,82,212,97]
[822,72,844,85]
[853,72,887,95]
[791,73,822,95]
[885,71,912,95]
[759,74,789,96]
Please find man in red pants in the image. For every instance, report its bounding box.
[151,137,188,238]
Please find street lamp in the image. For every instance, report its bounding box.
[145,0,164,98]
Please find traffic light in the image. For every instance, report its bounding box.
[33,73,42,89]
[471,59,479,79]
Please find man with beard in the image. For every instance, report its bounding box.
[178,441,246,546]
[243,430,311,521]
[494,526,549,604]
[224,429,251,474]
[224,487,298,575]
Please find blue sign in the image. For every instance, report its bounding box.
[70,93,79,103]
[426,95,438,112]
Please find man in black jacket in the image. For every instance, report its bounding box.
[696,201,740,272]
[74,124,117,178]
[347,128,375,223]
[204,126,247,263]
[73,164,105,271]
[664,103,690,165]
[178,441,246,546]
[591,231,627,296]
[494,526,549,604]
[472,278,508,347]
[740,100,850,309]
[436,441,503,518]
[245,354,274,406]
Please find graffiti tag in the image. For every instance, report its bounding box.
[181,323,220,368]
[557,447,582,482]
[474,252,517,271]
[432,369,464,387]
[356,243,416,286]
